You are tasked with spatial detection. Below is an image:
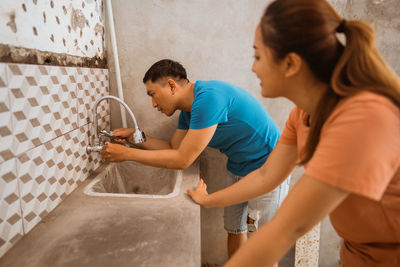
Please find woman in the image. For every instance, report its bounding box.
[187,0,400,266]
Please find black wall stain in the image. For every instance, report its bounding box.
[0,44,107,68]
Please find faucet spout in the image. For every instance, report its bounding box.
[87,95,145,153]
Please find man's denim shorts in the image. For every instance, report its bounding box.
[223,172,291,234]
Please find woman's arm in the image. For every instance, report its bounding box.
[187,142,298,208]
[223,175,349,267]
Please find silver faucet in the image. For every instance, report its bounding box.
[86,95,146,153]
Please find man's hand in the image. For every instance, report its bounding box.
[111,128,135,144]
[100,142,131,162]
[187,179,210,207]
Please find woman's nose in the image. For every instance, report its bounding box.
[251,62,256,73]
[152,98,157,107]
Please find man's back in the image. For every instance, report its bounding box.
[178,80,281,176]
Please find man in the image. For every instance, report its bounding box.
[101,59,289,256]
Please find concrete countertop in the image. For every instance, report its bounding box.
[0,161,201,267]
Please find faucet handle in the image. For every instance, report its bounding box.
[98,129,146,144]
[99,129,115,138]
[86,145,104,153]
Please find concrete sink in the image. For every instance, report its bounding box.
[84,161,182,198]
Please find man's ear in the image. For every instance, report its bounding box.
[167,79,177,95]
[283,52,302,78]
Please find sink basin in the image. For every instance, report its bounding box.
[84,161,182,198]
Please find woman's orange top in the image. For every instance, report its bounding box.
[279,91,400,267]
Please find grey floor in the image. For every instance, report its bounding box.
[279,245,296,267]
[201,245,295,267]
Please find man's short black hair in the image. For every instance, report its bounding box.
[143,59,188,84]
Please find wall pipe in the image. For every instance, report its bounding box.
[105,0,127,128]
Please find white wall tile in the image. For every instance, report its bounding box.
[86,115,110,172]
[0,63,14,163]
[77,67,109,126]
[7,63,79,156]
[0,158,23,258]
[0,64,109,256]
[0,0,105,58]
[17,127,82,233]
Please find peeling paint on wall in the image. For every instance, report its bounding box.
[94,23,104,37]
[0,0,105,61]
[6,13,17,33]
[71,8,88,31]
[0,44,106,68]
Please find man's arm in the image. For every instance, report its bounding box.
[223,175,349,267]
[111,128,187,150]
[101,125,217,169]
[136,129,187,150]
[187,142,298,208]
[170,129,188,149]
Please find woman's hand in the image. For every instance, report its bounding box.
[100,142,131,162]
[111,128,135,144]
[187,179,210,207]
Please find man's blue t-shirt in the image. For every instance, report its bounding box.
[178,80,281,176]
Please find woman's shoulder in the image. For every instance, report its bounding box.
[339,91,398,110]
[327,90,400,126]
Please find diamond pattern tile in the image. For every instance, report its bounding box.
[16,118,108,233]
[0,64,110,257]
[86,115,110,173]
[7,64,78,155]
[62,126,90,195]
[73,124,92,192]
[0,158,24,258]
[17,128,78,233]
[0,63,14,164]
[77,68,109,126]
[0,64,6,88]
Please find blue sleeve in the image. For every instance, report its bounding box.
[189,90,228,129]
[178,111,190,130]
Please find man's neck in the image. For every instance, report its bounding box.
[178,81,195,112]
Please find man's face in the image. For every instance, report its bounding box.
[145,80,176,116]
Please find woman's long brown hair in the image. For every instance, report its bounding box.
[260,0,400,164]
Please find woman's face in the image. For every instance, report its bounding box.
[252,25,285,98]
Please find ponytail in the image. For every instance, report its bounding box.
[261,0,400,165]
[332,20,400,105]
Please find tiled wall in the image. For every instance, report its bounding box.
[0,63,109,257]
[0,0,105,58]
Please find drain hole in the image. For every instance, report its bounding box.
[132,186,140,194]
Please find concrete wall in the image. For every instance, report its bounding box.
[106,0,400,266]
[106,1,290,263]
[106,2,279,265]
